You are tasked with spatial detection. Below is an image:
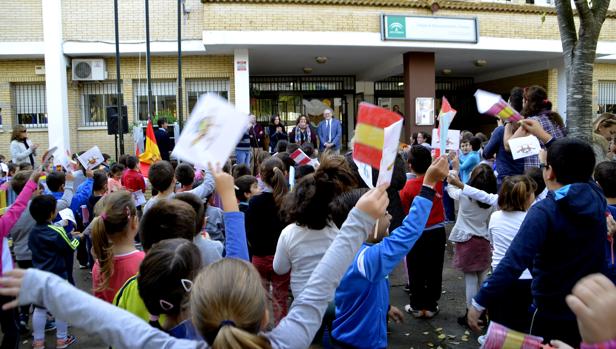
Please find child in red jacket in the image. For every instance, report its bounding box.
[399,145,446,319]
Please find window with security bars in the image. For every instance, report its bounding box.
[186,79,229,113]
[13,83,47,128]
[598,81,616,114]
[81,81,123,126]
[134,80,177,122]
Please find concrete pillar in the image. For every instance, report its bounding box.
[42,0,71,152]
[403,52,435,142]
[234,49,250,114]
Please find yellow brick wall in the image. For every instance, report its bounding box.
[0,55,233,161]
[202,3,616,41]
[0,0,43,41]
[61,0,205,41]
[593,63,616,113]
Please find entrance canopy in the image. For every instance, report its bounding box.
[203,30,616,82]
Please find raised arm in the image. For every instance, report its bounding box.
[188,169,215,200]
[0,171,40,239]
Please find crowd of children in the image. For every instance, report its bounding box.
[0,95,614,349]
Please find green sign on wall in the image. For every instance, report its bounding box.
[381,15,478,43]
[385,16,407,39]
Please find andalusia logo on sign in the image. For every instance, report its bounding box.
[386,16,406,39]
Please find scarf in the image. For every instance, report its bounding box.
[22,139,34,167]
[295,126,311,145]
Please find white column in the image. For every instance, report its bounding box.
[42,0,70,151]
[556,61,568,124]
[234,48,250,114]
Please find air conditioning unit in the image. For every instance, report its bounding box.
[72,59,106,81]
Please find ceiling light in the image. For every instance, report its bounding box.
[397,82,404,86]
[442,69,452,75]
[315,56,328,64]
[303,67,313,74]
[474,59,487,67]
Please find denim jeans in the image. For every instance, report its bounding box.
[236,149,251,166]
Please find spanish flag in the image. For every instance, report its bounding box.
[353,103,403,169]
[138,119,161,176]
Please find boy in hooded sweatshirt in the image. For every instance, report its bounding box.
[330,157,449,349]
[468,134,607,346]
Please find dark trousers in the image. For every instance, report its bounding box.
[442,182,456,222]
[530,309,581,346]
[488,278,533,333]
[15,260,33,323]
[0,295,19,349]
[406,227,446,311]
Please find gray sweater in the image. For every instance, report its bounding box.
[143,170,215,215]
[10,181,74,261]
[17,207,375,349]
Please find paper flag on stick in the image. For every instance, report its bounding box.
[437,96,457,157]
[481,322,548,349]
[77,146,105,171]
[172,93,250,169]
[431,129,461,152]
[475,89,523,123]
[353,102,403,188]
[290,149,311,166]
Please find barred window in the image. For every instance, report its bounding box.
[186,79,229,113]
[134,80,177,122]
[14,83,47,128]
[81,81,123,126]
[598,81,616,114]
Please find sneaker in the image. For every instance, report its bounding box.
[56,335,77,349]
[44,319,56,332]
[32,339,45,349]
[478,334,487,345]
[404,304,425,318]
[424,306,440,319]
[19,313,30,334]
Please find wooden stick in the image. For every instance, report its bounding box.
[374,218,379,239]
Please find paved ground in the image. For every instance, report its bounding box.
[11,225,480,349]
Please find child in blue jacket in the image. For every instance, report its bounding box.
[329,157,449,349]
[594,161,616,283]
[28,194,79,349]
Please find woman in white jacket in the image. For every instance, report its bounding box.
[10,125,38,167]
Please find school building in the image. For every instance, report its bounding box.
[0,0,615,158]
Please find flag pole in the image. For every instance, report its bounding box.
[113,0,124,155]
[145,0,153,121]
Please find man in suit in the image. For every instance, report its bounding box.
[155,118,174,161]
[316,109,342,153]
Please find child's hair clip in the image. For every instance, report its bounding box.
[159,299,174,311]
[181,279,193,293]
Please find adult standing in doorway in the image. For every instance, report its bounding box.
[248,114,265,151]
[268,115,288,154]
[289,115,317,147]
[154,118,174,161]
[10,125,38,167]
[316,108,342,153]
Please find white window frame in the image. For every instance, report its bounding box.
[13,83,47,128]
[80,81,123,127]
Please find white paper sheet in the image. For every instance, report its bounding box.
[77,146,105,170]
[59,208,76,224]
[508,136,541,160]
[431,129,461,151]
[172,93,250,169]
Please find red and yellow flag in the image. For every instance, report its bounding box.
[138,120,161,176]
[353,103,403,169]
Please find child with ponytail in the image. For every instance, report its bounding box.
[245,157,290,323]
[138,238,202,339]
[91,191,144,303]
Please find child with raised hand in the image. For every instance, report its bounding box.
[330,156,450,349]
[446,159,497,325]
[0,181,390,349]
[91,191,143,303]
[485,175,537,333]
[593,161,616,283]
[468,138,607,345]
[143,160,214,214]
[28,194,79,349]
[138,238,203,340]
[245,157,290,323]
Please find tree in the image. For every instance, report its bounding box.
[554,0,610,141]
